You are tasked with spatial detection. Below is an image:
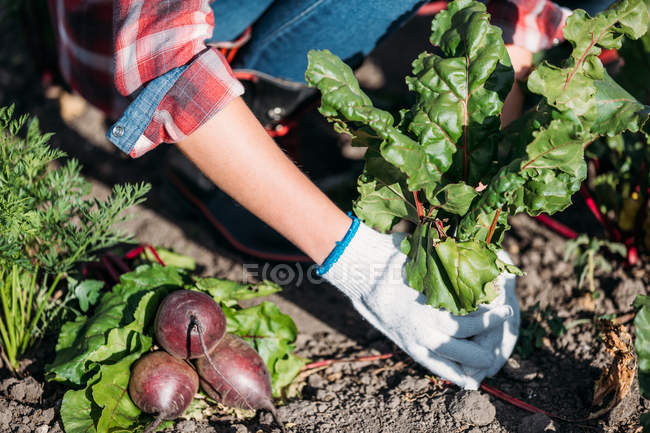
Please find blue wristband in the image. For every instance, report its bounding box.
[316,213,360,276]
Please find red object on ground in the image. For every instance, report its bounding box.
[480,383,562,419]
[302,353,395,370]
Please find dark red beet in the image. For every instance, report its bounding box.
[129,351,199,433]
[196,334,285,432]
[154,290,226,359]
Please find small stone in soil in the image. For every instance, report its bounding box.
[504,355,541,382]
[519,413,557,433]
[447,390,496,426]
[176,420,197,432]
[308,373,326,388]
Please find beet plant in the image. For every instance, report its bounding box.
[196,333,285,432]
[129,351,199,433]
[306,0,650,315]
[154,290,226,359]
[48,263,305,433]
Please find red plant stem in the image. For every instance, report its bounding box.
[534,214,578,239]
[480,383,562,419]
[580,185,621,241]
[301,353,394,371]
[123,245,166,266]
[105,252,130,273]
[147,245,166,267]
[626,238,639,266]
[124,245,146,260]
[100,256,120,283]
[413,191,425,220]
[485,208,502,245]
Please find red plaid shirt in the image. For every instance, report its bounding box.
[50,0,568,158]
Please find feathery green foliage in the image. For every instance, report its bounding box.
[0,105,150,371]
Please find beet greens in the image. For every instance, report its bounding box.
[305,0,650,315]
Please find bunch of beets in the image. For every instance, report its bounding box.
[128,290,285,433]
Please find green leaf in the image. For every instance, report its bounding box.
[435,183,478,215]
[227,301,307,397]
[114,264,187,295]
[635,295,650,399]
[144,248,196,270]
[60,380,99,433]
[528,0,649,123]
[47,292,129,384]
[195,278,282,305]
[305,49,437,194]
[92,353,144,433]
[404,225,500,315]
[591,73,646,136]
[74,280,104,313]
[641,411,650,432]
[353,148,420,231]
[521,117,587,179]
[408,0,513,186]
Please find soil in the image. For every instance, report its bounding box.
[1,7,650,433]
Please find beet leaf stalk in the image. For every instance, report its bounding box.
[305,0,650,315]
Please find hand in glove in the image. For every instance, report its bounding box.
[319,218,520,389]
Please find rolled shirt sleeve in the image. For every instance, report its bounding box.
[107,0,244,157]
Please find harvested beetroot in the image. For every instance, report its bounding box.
[128,351,199,433]
[196,333,285,432]
[154,290,226,359]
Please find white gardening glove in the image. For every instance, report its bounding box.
[464,250,520,382]
[319,220,516,390]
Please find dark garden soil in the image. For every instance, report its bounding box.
[1,8,649,433]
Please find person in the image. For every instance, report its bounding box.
[48,0,577,389]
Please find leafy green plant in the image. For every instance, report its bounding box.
[46,264,306,433]
[633,295,650,431]
[0,105,149,371]
[515,302,565,359]
[305,0,649,314]
[564,235,626,293]
[562,0,650,265]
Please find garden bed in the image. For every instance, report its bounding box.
[1,208,648,433]
[1,5,649,433]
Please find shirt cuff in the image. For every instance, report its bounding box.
[487,0,571,53]
[107,48,244,158]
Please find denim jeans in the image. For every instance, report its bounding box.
[206,0,427,83]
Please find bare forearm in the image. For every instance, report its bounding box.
[501,44,533,128]
[177,97,351,264]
